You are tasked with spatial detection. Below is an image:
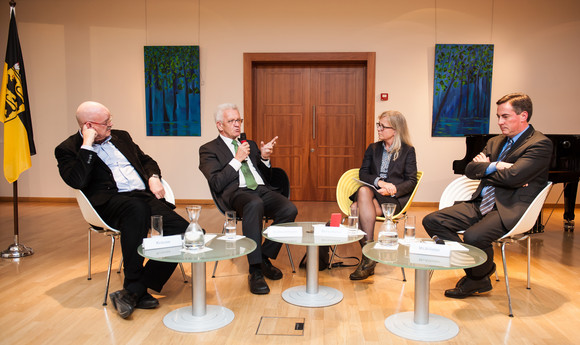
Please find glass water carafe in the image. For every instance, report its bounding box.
[184,205,205,250]
[378,219,398,248]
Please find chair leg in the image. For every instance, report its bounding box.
[401,267,406,281]
[285,244,296,273]
[179,263,188,283]
[118,257,123,274]
[211,261,219,278]
[494,242,500,281]
[501,242,514,317]
[87,229,92,280]
[526,236,531,289]
[328,245,338,269]
[103,235,116,306]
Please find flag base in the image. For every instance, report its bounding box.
[1,243,34,258]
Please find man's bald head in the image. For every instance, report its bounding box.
[76,101,111,128]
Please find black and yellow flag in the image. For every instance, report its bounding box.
[0,7,35,183]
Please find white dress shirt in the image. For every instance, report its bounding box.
[81,134,146,192]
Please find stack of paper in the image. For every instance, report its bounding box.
[264,226,302,237]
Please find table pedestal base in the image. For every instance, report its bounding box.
[163,305,234,333]
[385,311,459,341]
[282,285,343,307]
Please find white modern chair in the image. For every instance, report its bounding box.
[496,181,552,317]
[75,179,185,306]
[75,188,121,306]
[438,176,553,316]
[438,175,480,210]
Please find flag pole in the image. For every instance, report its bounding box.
[1,0,34,258]
[1,180,33,258]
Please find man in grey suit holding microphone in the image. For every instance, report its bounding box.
[199,103,298,295]
[423,93,552,298]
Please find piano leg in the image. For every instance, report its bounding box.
[563,180,578,232]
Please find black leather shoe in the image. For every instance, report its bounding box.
[109,289,138,318]
[136,293,159,309]
[261,259,283,280]
[249,271,270,295]
[454,275,468,288]
[445,276,492,299]
[349,256,376,280]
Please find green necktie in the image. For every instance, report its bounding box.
[232,140,258,190]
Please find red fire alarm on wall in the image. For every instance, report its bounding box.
[380,93,389,101]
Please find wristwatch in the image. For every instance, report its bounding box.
[150,174,160,179]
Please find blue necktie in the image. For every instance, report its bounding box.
[479,139,514,215]
[232,140,258,190]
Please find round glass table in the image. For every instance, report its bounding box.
[138,235,256,332]
[263,222,363,307]
[363,239,487,341]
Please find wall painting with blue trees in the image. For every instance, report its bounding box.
[432,44,494,137]
[144,46,201,136]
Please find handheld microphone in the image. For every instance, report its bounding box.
[432,235,445,245]
[240,133,247,143]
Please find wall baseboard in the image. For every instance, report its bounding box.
[0,197,215,206]
[0,197,572,210]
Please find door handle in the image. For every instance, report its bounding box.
[312,105,316,140]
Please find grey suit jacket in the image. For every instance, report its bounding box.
[465,125,553,229]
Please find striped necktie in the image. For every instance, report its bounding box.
[232,140,258,190]
[479,138,514,215]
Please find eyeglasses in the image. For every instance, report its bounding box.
[376,123,393,131]
[225,118,243,125]
[88,115,113,127]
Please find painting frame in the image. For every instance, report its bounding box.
[144,45,201,136]
[431,44,494,137]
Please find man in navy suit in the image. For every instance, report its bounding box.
[55,101,189,318]
[423,93,552,298]
[199,103,298,295]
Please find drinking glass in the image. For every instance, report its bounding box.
[224,210,237,240]
[151,215,163,237]
[404,215,416,242]
[381,203,397,221]
[347,206,359,232]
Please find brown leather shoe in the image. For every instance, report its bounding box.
[349,256,376,280]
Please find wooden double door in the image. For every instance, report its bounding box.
[252,63,367,201]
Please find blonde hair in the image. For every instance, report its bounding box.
[378,110,412,160]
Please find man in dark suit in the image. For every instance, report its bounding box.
[423,93,552,298]
[55,101,189,318]
[199,103,298,295]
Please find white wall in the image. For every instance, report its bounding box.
[1,0,579,204]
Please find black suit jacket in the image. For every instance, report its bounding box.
[55,130,162,207]
[358,141,418,207]
[465,125,552,229]
[199,136,272,207]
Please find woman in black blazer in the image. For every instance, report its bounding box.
[349,110,417,280]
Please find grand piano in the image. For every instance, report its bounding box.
[453,134,580,232]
